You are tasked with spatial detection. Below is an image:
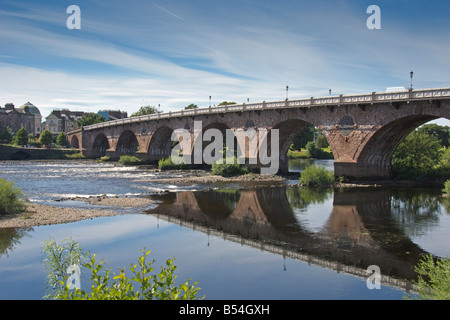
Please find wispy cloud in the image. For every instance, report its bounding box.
[0,0,449,118]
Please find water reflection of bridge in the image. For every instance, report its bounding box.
[146,187,435,291]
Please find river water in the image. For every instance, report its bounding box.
[0,159,449,300]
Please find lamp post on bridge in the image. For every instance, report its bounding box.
[410,71,414,89]
[286,86,289,100]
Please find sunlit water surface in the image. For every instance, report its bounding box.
[0,160,449,300]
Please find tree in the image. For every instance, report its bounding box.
[56,132,67,147]
[184,104,198,110]
[417,124,450,148]
[392,131,444,179]
[218,101,236,106]
[291,125,315,151]
[315,135,329,149]
[0,126,14,144]
[14,127,28,146]
[131,106,161,117]
[40,129,53,146]
[76,113,105,127]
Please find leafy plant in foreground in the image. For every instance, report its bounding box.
[42,239,203,300]
[404,254,450,300]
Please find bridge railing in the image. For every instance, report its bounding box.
[83,87,450,131]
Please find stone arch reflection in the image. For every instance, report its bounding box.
[146,186,441,283]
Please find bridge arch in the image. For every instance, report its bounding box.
[194,121,243,164]
[147,126,174,160]
[92,133,110,157]
[356,113,449,178]
[258,119,317,173]
[116,130,138,155]
[70,135,80,149]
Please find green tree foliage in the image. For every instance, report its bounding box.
[315,135,329,149]
[56,132,67,147]
[404,254,450,300]
[184,104,198,110]
[291,125,314,151]
[42,239,203,300]
[27,134,42,147]
[392,131,444,180]
[14,127,28,146]
[0,126,14,144]
[299,165,334,186]
[0,178,26,215]
[218,101,237,106]
[77,113,106,127]
[417,124,450,148]
[443,180,450,196]
[131,106,161,117]
[39,129,53,146]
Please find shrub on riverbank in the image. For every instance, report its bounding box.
[42,239,203,300]
[0,178,26,215]
[158,157,186,170]
[119,155,142,166]
[211,157,248,177]
[299,165,334,186]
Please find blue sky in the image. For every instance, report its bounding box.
[1,0,450,120]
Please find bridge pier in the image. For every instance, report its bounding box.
[334,162,392,180]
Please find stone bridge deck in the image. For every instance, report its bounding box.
[67,87,450,179]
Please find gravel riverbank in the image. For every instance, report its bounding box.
[0,196,155,228]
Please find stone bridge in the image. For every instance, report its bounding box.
[67,87,450,179]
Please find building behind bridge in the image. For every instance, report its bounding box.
[0,102,42,136]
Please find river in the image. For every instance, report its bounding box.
[0,159,449,300]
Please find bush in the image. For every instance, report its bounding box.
[404,254,450,300]
[0,178,26,215]
[211,157,248,177]
[158,157,186,170]
[299,165,334,186]
[42,239,203,300]
[100,156,111,162]
[119,155,142,166]
[443,180,450,196]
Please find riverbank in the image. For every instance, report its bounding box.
[0,195,155,228]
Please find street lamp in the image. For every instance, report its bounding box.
[410,71,414,89]
[209,96,211,108]
[286,86,289,100]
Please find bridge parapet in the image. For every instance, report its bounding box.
[82,87,450,131]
